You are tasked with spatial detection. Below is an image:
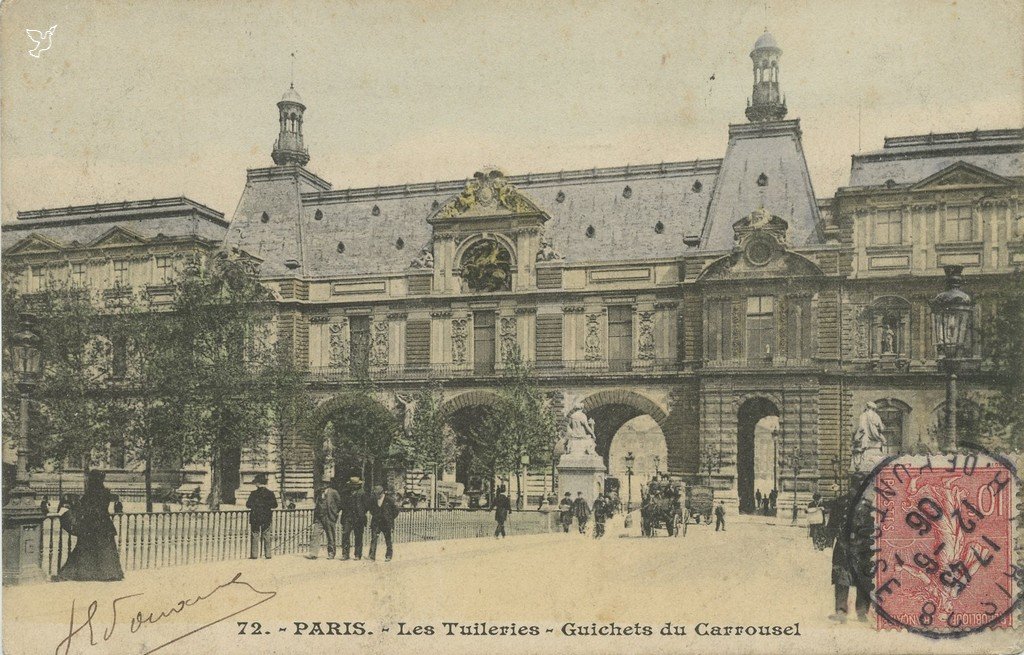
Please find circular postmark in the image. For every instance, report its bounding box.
[845,448,1022,638]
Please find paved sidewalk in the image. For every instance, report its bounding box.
[5,517,1020,655]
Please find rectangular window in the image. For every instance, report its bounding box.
[156,256,173,284]
[31,267,46,292]
[113,260,130,285]
[706,300,733,361]
[71,263,87,286]
[349,315,370,376]
[473,312,496,375]
[404,320,431,370]
[944,206,974,243]
[607,305,633,372]
[872,209,903,245]
[746,295,775,360]
[535,314,563,368]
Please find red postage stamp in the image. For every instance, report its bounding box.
[866,452,1018,635]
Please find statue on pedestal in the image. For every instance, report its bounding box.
[564,402,598,457]
[850,401,886,473]
[395,392,417,437]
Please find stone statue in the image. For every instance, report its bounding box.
[564,402,598,457]
[882,323,896,354]
[395,392,417,436]
[410,247,434,269]
[536,239,564,262]
[851,401,886,473]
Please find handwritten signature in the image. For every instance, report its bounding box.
[55,571,276,655]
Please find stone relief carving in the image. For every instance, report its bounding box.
[637,311,656,360]
[410,246,434,269]
[451,317,469,364]
[369,319,389,368]
[499,316,518,362]
[328,319,349,369]
[437,168,534,218]
[584,313,602,361]
[536,238,564,262]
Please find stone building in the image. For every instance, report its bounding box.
[4,32,1021,511]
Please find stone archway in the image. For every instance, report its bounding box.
[579,389,668,463]
[442,391,502,491]
[737,397,780,514]
[304,392,400,490]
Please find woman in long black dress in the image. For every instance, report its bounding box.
[56,470,124,581]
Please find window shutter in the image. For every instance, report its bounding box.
[535,314,563,368]
[405,319,431,368]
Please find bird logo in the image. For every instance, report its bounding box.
[26,25,57,58]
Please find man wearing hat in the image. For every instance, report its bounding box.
[340,477,369,560]
[368,485,399,561]
[246,473,277,559]
[558,492,573,533]
[493,485,511,538]
[307,481,342,559]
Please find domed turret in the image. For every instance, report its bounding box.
[272,83,310,166]
[745,31,787,122]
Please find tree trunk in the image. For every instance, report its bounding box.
[278,431,287,506]
[144,453,153,513]
[208,447,222,511]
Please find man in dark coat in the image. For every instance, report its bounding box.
[714,500,726,531]
[340,477,368,560]
[308,482,342,559]
[368,485,399,561]
[246,473,277,559]
[829,494,873,622]
[558,492,573,533]
[493,486,511,538]
[572,492,590,534]
[592,494,609,538]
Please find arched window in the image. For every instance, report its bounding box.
[874,399,911,454]
[865,296,911,358]
[460,239,513,292]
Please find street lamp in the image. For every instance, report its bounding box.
[517,453,529,510]
[930,265,974,451]
[624,451,635,513]
[11,313,42,482]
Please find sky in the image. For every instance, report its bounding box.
[1,0,1021,221]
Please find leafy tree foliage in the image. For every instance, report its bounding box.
[319,387,401,488]
[975,274,1024,451]
[404,382,460,472]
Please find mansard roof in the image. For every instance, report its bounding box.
[1,197,227,253]
[231,159,723,277]
[848,128,1024,187]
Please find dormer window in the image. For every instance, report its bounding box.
[757,173,768,187]
[314,209,324,221]
[261,211,270,223]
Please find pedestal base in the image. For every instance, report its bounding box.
[557,454,606,507]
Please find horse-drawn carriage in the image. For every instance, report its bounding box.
[640,477,684,537]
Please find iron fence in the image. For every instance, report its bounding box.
[42,507,557,578]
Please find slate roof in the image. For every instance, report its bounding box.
[849,129,1024,186]
[228,160,722,278]
[702,120,821,250]
[1,197,227,252]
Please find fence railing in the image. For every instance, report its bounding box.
[42,507,557,578]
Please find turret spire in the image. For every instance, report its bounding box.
[272,80,310,167]
[745,31,787,122]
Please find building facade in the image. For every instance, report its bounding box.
[4,32,1021,511]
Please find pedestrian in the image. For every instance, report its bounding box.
[572,492,590,534]
[755,489,762,511]
[113,496,124,514]
[714,500,726,531]
[807,492,827,550]
[829,494,873,623]
[558,492,573,533]
[368,485,399,561]
[340,477,369,560]
[493,485,511,538]
[245,472,277,560]
[40,495,50,515]
[592,494,608,538]
[769,488,777,510]
[56,470,124,581]
[307,482,341,559]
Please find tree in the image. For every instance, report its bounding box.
[478,347,561,498]
[320,387,401,488]
[404,382,459,472]
[159,250,296,509]
[975,272,1024,451]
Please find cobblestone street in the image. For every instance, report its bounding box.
[5,515,1020,655]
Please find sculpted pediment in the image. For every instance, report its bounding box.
[911,161,1015,191]
[431,168,546,221]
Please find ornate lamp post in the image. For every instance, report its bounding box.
[11,313,43,482]
[930,265,974,450]
[624,451,635,513]
[516,453,529,510]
